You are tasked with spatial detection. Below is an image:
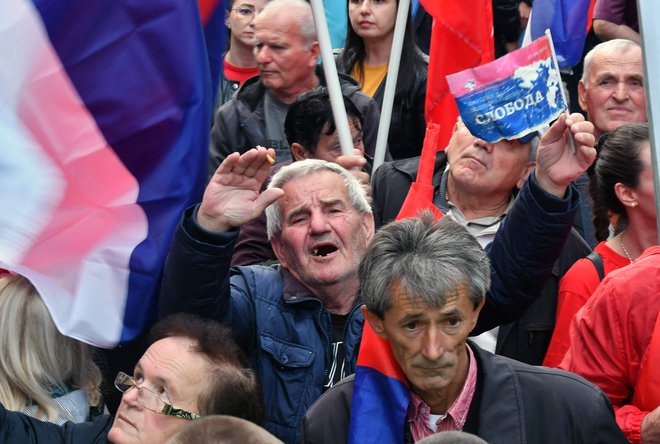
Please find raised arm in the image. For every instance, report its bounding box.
[474,114,596,333]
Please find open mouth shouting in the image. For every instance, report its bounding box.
[311,242,339,258]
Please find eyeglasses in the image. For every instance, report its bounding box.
[114,372,201,421]
[232,6,256,19]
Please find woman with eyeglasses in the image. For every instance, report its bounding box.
[336,0,427,160]
[216,0,269,108]
[0,273,103,424]
[544,123,658,367]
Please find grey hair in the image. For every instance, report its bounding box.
[258,0,317,48]
[265,159,371,239]
[581,39,641,87]
[359,212,491,318]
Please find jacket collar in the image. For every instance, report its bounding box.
[465,341,526,442]
[391,151,448,187]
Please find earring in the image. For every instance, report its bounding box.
[632,202,638,208]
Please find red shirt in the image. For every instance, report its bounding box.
[223,59,259,86]
[408,344,477,440]
[543,241,630,367]
[560,247,660,443]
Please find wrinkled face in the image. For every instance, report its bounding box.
[366,282,483,406]
[579,46,646,138]
[445,121,532,196]
[295,118,364,162]
[228,0,269,47]
[271,171,374,289]
[349,0,397,42]
[107,338,208,444]
[253,10,319,102]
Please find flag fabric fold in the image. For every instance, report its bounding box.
[0,0,210,347]
[447,34,565,143]
[421,0,494,150]
[528,0,593,70]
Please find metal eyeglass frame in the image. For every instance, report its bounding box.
[114,371,201,421]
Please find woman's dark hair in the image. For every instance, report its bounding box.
[339,0,424,99]
[284,87,364,154]
[589,123,649,241]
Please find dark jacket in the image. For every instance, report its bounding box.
[0,403,112,444]
[372,153,590,364]
[209,65,383,176]
[159,164,577,443]
[300,343,627,444]
[335,49,428,160]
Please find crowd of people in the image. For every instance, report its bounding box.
[1,0,657,443]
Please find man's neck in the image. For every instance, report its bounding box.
[313,281,360,316]
[447,176,512,221]
[270,74,320,105]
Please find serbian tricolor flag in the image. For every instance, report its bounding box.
[447,34,566,143]
[421,0,494,150]
[527,0,594,70]
[0,0,210,347]
[198,0,230,103]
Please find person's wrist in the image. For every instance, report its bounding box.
[534,170,567,198]
[196,206,232,233]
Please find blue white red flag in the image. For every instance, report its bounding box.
[0,0,210,347]
[447,34,566,143]
[348,322,411,444]
[527,0,593,70]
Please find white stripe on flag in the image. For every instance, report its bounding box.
[0,0,148,347]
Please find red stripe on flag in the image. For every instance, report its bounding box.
[357,323,409,383]
[198,0,221,25]
[421,0,494,150]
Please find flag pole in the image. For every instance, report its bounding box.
[372,0,410,172]
[545,29,577,154]
[309,0,354,156]
[637,0,660,243]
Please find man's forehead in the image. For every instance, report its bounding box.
[589,48,643,76]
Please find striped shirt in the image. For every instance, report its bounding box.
[408,344,478,441]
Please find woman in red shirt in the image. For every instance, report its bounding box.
[544,123,656,367]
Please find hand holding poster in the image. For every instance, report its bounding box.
[447,33,566,143]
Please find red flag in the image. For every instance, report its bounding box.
[421,0,494,149]
[395,123,444,221]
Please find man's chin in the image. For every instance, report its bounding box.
[107,421,135,444]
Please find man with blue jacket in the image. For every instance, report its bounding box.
[159,113,595,443]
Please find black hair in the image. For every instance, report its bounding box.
[589,123,649,241]
[284,87,364,154]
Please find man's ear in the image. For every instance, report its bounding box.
[362,305,388,339]
[577,80,589,113]
[291,142,310,161]
[270,236,289,269]
[309,41,321,66]
[361,211,375,244]
[517,162,536,189]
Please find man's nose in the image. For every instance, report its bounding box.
[613,81,629,101]
[309,210,331,233]
[473,137,494,153]
[254,46,270,63]
[122,385,142,408]
[421,328,446,362]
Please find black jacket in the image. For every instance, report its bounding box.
[371,154,591,364]
[0,403,112,444]
[336,49,428,160]
[209,65,384,176]
[300,343,627,444]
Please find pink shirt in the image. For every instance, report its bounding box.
[408,344,478,441]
